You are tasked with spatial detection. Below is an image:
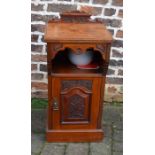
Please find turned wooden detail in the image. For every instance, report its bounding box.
[45,11,112,142]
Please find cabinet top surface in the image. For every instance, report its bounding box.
[44,22,112,43]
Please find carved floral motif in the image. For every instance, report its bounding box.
[55,44,63,51]
[61,80,92,91]
[96,44,105,53]
[68,94,85,118]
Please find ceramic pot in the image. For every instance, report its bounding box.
[68,50,93,66]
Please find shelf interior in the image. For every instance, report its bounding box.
[51,48,107,76]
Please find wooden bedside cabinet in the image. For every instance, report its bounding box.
[44,11,112,142]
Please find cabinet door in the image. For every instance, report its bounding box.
[51,77,102,129]
[61,87,90,124]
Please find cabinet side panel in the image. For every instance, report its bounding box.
[90,77,103,128]
[97,77,106,128]
[47,76,52,129]
[51,77,61,129]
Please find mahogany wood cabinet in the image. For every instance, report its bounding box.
[44,11,112,142]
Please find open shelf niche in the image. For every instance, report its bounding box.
[50,48,108,76]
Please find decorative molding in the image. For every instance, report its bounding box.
[50,43,64,59]
[96,44,105,53]
[53,43,63,51]
[75,48,83,55]
[60,11,92,23]
[95,44,107,61]
[61,80,92,91]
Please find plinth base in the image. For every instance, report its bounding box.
[46,129,104,142]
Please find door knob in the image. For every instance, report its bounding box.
[53,97,59,110]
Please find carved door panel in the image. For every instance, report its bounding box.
[51,77,102,130]
[61,88,90,124]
